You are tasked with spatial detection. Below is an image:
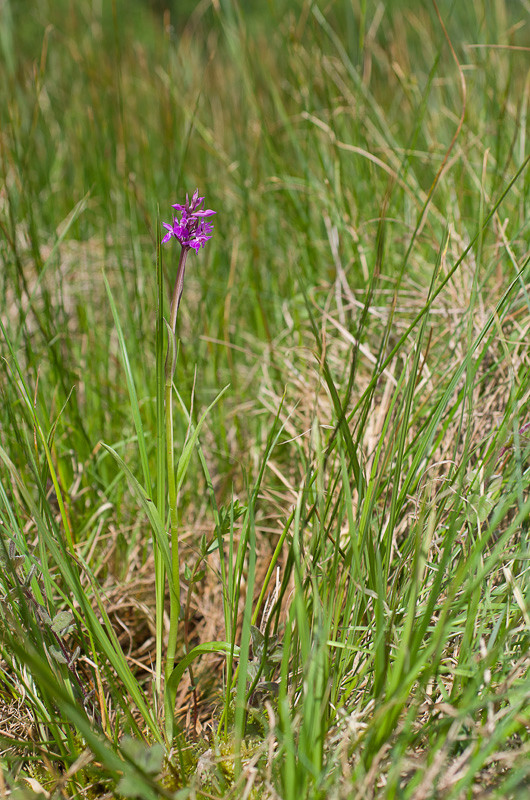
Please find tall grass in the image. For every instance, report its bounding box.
[0,0,528,797]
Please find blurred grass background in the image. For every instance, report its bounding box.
[0,0,529,797]
[2,0,527,464]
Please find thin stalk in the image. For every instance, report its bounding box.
[169,247,188,332]
[155,233,166,701]
[164,245,188,738]
[164,376,180,713]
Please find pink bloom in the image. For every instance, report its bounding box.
[162,189,215,252]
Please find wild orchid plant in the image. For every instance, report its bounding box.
[161,190,216,737]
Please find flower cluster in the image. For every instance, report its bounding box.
[162,189,215,252]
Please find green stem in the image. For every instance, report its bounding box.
[165,376,180,684]
[163,245,188,739]
[155,237,166,702]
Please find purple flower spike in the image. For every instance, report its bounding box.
[163,189,216,252]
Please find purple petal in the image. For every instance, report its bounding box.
[191,209,216,217]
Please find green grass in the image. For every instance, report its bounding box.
[0,0,529,797]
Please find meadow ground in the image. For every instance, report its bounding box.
[0,1,529,798]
